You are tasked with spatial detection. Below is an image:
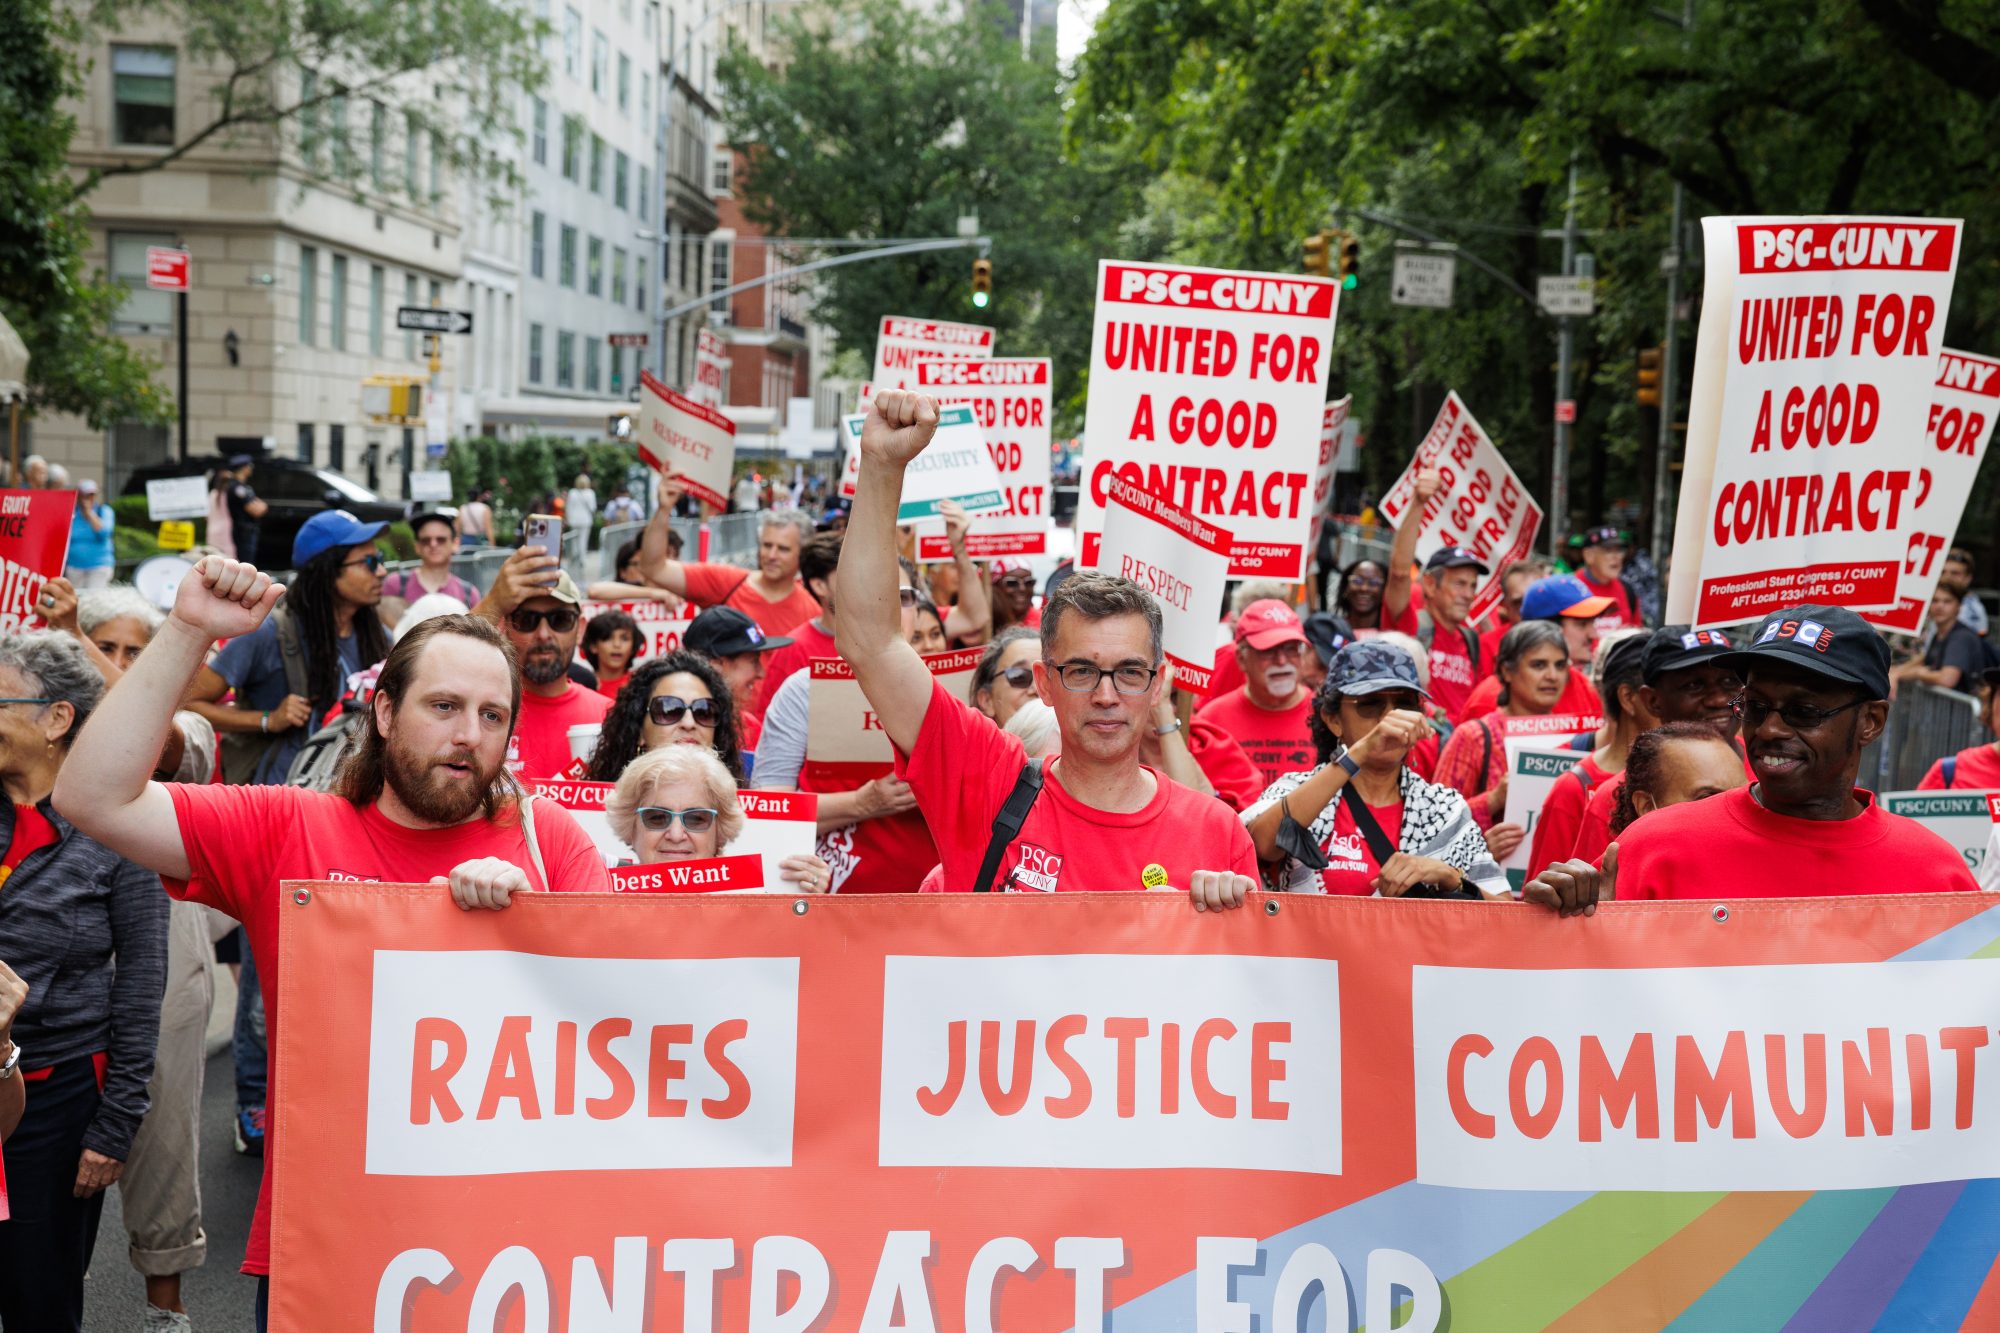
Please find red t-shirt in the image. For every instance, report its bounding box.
[508,683,612,781]
[1424,620,1481,723]
[1524,753,1611,880]
[740,707,764,752]
[594,672,630,701]
[1352,598,1420,639]
[1315,799,1403,895]
[1615,786,1979,899]
[1477,623,1509,680]
[1918,744,2000,790]
[0,804,60,890]
[681,562,820,638]
[163,783,611,1275]
[901,681,1256,892]
[1194,687,1316,790]
[1578,572,1641,633]
[752,618,836,718]
[1187,717,1265,811]
[1202,641,1246,701]
[1458,666,1602,725]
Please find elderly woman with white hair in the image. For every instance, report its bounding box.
[607,745,834,890]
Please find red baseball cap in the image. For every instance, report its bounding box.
[1234,599,1308,650]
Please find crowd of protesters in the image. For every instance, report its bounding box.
[0,394,1993,1330]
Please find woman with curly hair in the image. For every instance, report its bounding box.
[585,651,744,783]
[1608,722,1747,836]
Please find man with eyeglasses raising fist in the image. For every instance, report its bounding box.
[472,547,610,779]
[837,390,1257,908]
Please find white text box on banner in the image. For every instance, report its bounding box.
[0,490,75,633]
[1672,217,1961,627]
[1377,394,1543,623]
[897,404,1007,522]
[908,357,1053,559]
[1500,743,1584,890]
[1077,260,1337,580]
[1880,790,1994,878]
[637,370,737,510]
[805,647,983,783]
[870,316,994,394]
[1097,477,1234,693]
[1862,348,1998,634]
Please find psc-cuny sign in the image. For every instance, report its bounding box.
[1095,477,1234,693]
[804,647,983,784]
[1077,259,1338,580]
[1378,393,1544,623]
[896,404,1007,523]
[1879,790,1994,879]
[870,316,994,394]
[0,490,74,633]
[1666,216,1962,627]
[1308,394,1353,560]
[1862,348,1998,635]
[636,369,737,510]
[1499,742,1582,891]
[906,357,1053,560]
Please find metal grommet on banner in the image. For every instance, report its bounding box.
[293,888,312,906]
[1264,899,1281,917]
[1711,904,1729,923]
[793,899,809,916]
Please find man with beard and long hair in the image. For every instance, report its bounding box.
[52,561,609,1331]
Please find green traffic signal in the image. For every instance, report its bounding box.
[972,290,990,309]
[1342,274,1357,291]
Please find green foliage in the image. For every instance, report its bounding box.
[445,435,640,533]
[0,0,169,429]
[719,0,1143,432]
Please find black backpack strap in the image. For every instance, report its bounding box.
[1478,717,1494,785]
[1461,624,1482,675]
[1338,783,1399,866]
[1943,754,1958,790]
[972,759,1044,893]
[270,604,310,702]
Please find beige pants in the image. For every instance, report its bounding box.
[117,897,214,1276]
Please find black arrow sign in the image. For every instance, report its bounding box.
[396,307,473,335]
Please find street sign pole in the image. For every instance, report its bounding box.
[177,287,189,462]
[1550,160,1578,557]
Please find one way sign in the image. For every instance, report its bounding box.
[396,306,473,335]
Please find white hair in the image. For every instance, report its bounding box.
[1373,631,1430,688]
[78,585,165,637]
[393,593,471,644]
[606,744,744,850]
[759,507,814,545]
[1003,699,1061,759]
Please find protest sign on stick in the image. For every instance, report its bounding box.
[897,405,1006,522]
[1665,216,1962,626]
[1377,394,1543,623]
[1077,260,1337,579]
[1861,348,1997,634]
[805,647,983,785]
[1307,395,1353,565]
[907,357,1053,559]
[0,490,74,634]
[870,316,993,394]
[1499,742,1585,890]
[1095,477,1233,692]
[637,370,736,510]
[687,328,729,408]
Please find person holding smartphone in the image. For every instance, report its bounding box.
[470,545,611,780]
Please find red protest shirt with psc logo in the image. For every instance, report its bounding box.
[1422,622,1483,724]
[900,680,1256,892]
[1613,786,1978,898]
[1194,687,1316,790]
[163,783,611,1277]
[1315,798,1403,895]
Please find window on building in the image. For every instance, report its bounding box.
[531,97,548,165]
[559,225,577,288]
[589,134,604,193]
[530,211,546,278]
[641,73,650,125]
[429,130,442,199]
[330,85,351,176]
[528,323,544,383]
[611,247,627,304]
[610,344,626,395]
[618,53,631,113]
[329,424,346,472]
[107,233,176,334]
[368,264,385,356]
[329,254,348,350]
[299,245,319,345]
[112,46,177,146]
[712,147,731,194]
[587,236,603,296]
[561,116,582,180]
[563,6,582,77]
[585,337,601,392]
[369,101,385,188]
[300,70,322,165]
[637,166,649,224]
[297,423,315,464]
[592,30,608,97]
[709,240,731,314]
[636,256,647,313]
[402,273,418,358]
[614,150,628,210]
[404,111,421,194]
[556,331,575,388]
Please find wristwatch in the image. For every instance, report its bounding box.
[0,1040,21,1080]
[1153,718,1182,736]
[1335,752,1362,777]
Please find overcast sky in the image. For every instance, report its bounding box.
[1057,0,1107,64]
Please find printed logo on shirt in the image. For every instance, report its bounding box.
[1431,650,1473,688]
[1009,843,1063,893]
[325,868,383,882]
[1321,831,1370,873]
[817,826,859,892]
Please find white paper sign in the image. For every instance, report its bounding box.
[805,647,983,782]
[1096,477,1234,692]
[408,471,452,503]
[1077,260,1337,579]
[896,404,1006,522]
[1879,790,1994,881]
[907,357,1053,559]
[725,789,821,887]
[1378,393,1544,623]
[1669,216,1962,627]
[1862,349,1999,634]
[145,475,208,521]
[1500,742,1584,891]
[637,369,737,510]
[531,780,632,865]
[870,316,993,394]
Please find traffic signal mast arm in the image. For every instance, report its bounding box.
[656,236,992,325]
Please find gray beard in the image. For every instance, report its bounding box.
[522,653,569,686]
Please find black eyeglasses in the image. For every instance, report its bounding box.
[634,806,718,833]
[1730,694,1867,732]
[1045,660,1159,695]
[343,553,386,573]
[0,698,53,708]
[647,694,720,728]
[997,664,1034,690]
[995,576,1034,591]
[507,606,580,635]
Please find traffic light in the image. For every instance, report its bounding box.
[1303,232,1330,276]
[1637,346,1664,407]
[1335,231,1360,290]
[971,258,993,309]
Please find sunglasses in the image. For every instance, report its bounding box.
[416,534,455,547]
[507,606,581,634]
[343,553,386,573]
[647,694,720,728]
[997,664,1034,690]
[633,806,719,834]
[995,576,1034,591]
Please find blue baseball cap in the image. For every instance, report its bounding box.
[294,509,389,566]
[1522,573,1613,622]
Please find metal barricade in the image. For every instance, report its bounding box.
[703,511,763,567]
[597,520,648,580]
[1865,681,1989,792]
[450,546,515,598]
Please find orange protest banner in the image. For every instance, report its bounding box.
[273,887,2000,1330]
